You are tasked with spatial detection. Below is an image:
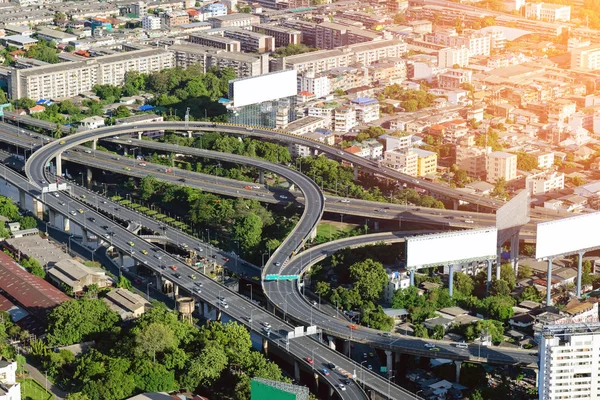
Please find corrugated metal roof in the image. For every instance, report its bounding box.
[0,250,70,324]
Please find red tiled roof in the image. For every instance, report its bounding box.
[0,251,70,324]
[344,145,362,154]
[0,292,16,312]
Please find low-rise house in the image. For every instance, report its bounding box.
[0,358,20,400]
[47,259,111,294]
[103,288,149,320]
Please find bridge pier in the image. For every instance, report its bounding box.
[455,361,462,383]
[56,153,62,177]
[452,199,458,210]
[155,274,162,290]
[19,189,25,208]
[448,265,455,297]
[86,167,92,188]
[259,169,265,184]
[313,372,319,392]
[173,284,179,298]
[118,251,124,268]
[327,336,336,351]
[262,337,269,357]
[187,131,193,138]
[353,165,358,180]
[373,221,379,231]
[82,229,88,247]
[385,350,393,378]
[409,269,415,286]
[137,132,143,140]
[546,257,554,306]
[328,385,334,399]
[92,139,97,151]
[577,251,585,297]
[342,340,350,357]
[48,209,56,226]
[197,300,204,317]
[63,216,70,232]
[294,360,300,383]
[510,233,519,277]
[32,198,43,218]
[486,259,493,295]
[216,309,222,321]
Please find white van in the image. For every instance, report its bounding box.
[456,342,468,349]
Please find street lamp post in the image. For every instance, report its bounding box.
[415,389,424,399]
[360,360,367,389]
[387,373,396,400]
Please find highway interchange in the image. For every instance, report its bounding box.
[0,119,542,398]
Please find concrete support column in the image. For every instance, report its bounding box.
[173,284,179,298]
[448,265,455,297]
[385,350,393,378]
[294,360,301,383]
[496,245,502,273]
[155,274,162,291]
[546,257,554,306]
[63,216,71,232]
[486,259,493,295]
[48,209,56,225]
[86,167,92,188]
[56,153,62,177]
[353,165,358,180]
[577,251,585,297]
[313,372,319,392]
[92,139,97,151]
[123,146,129,156]
[409,269,415,286]
[455,361,462,383]
[82,229,88,247]
[216,309,222,321]
[137,132,143,140]
[533,368,539,390]
[118,251,124,267]
[373,221,379,231]
[327,336,336,351]
[197,301,204,317]
[510,233,519,277]
[19,190,26,208]
[259,169,265,184]
[328,386,334,399]
[33,199,44,218]
[187,131,192,138]
[342,340,350,357]
[262,337,268,357]
[452,199,458,210]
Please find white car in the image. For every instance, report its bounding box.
[424,343,436,348]
[338,384,346,391]
[53,193,59,197]
[279,195,288,199]
[340,199,350,203]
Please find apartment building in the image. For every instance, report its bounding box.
[308,101,339,125]
[413,148,437,176]
[427,29,491,57]
[382,148,418,176]
[525,2,571,22]
[298,70,331,98]
[280,20,317,47]
[487,151,517,183]
[438,69,472,89]
[437,46,469,68]
[532,150,555,169]
[169,44,268,77]
[528,171,564,194]
[9,48,175,100]
[538,323,600,400]
[0,359,19,400]
[456,136,490,179]
[142,15,161,30]
[316,22,349,49]
[334,105,357,132]
[188,33,241,52]
[200,3,227,19]
[384,133,412,151]
[223,28,275,53]
[162,10,189,27]
[571,44,600,70]
[253,24,300,47]
[351,97,379,123]
[209,13,260,28]
[283,40,406,73]
[367,60,407,85]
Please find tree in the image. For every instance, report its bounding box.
[46,299,120,346]
[18,216,37,229]
[413,324,429,338]
[484,296,514,321]
[500,264,517,289]
[113,105,131,119]
[519,286,543,302]
[132,360,176,393]
[135,322,175,362]
[392,286,425,309]
[402,99,419,112]
[117,276,133,290]
[518,264,533,279]
[265,238,280,252]
[181,342,228,390]
[432,324,445,340]
[65,393,91,400]
[453,272,474,296]
[314,281,330,297]
[349,259,388,302]
[0,89,7,104]
[490,279,511,297]
[492,177,507,199]
[516,152,538,171]
[232,214,263,252]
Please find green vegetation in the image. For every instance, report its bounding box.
[26,38,60,64]
[516,152,538,171]
[379,84,438,111]
[32,301,288,400]
[19,379,53,400]
[273,43,316,57]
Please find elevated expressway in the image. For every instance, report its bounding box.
[20,124,423,400]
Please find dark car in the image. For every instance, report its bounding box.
[327,363,336,369]
[88,217,96,222]
[179,178,186,182]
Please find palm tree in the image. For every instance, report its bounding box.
[53,124,63,139]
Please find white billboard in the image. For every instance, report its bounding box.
[406,228,497,268]
[536,212,600,259]
[230,70,297,108]
[496,189,530,245]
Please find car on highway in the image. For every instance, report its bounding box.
[279,195,288,199]
[170,265,177,271]
[338,384,346,391]
[59,141,65,145]
[245,127,254,131]
[326,363,335,369]
[124,167,131,171]
[103,233,110,239]
[424,343,436,348]
[39,180,45,184]
[340,199,350,203]
[456,342,468,349]
[128,241,135,247]
[305,357,313,364]
[349,325,357,330]
[244,185,252,189]
[252,185,260,189]
[321,369,330,376]
[464,219,474,224]
[178,178,186,182]
[77,209,84,213]
[141,250,148,255]
[88,217,96,222]
[138,162,147,166]
[53,193,59,197]
[368,365,372,370]
[58,201,65,206]
[261,321,271,329]
[69,211,77,216]
[381,332,391,338]
[194,282,203,287]
[195,288,201,294]
[189,274,196,280]
[174,273,182,278]
[81,194,86,199]
[218,300,229,309]
[429,347,440,352]
[344,378,351,385]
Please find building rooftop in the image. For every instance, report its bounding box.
[103,288,148,319]
[36,27,77,40]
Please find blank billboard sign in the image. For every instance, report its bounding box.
[536,212,600,259]
[496,189,530,244]
[406,228,497,268]
[230,70,297,108]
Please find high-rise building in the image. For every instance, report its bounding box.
[142,15,161,30]
[486,151,517,183]
[413,148,438,176]
[571,45,600,70]
[539,322,600,400]
[455,135,490,180]
[525,2,571,22]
